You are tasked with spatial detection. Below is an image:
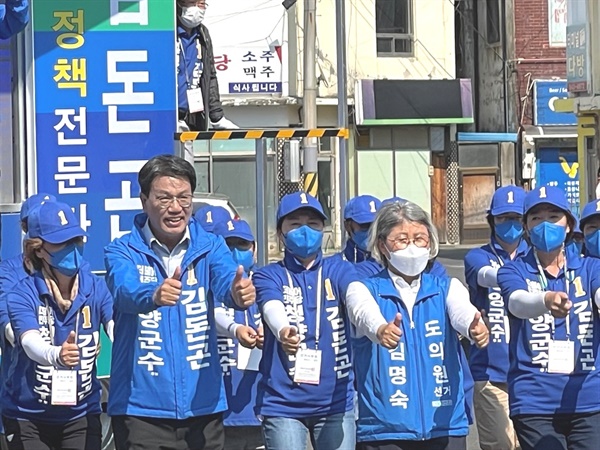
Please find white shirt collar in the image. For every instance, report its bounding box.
[387,268,421,290]
[142,219,190,253]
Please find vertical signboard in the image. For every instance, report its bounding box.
[32,0,176,271]
[548,0,567,47]
[566,24,590,93]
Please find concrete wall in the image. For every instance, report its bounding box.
[289,0,456,98]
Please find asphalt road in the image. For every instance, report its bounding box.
[438,244,482,450]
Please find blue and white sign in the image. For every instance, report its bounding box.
[32,1,177,271]
[533,80,576,126]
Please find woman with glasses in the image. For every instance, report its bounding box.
[1,201,114,450]
[497,186,600,450]
[346,200,489,450]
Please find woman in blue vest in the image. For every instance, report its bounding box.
[213,219,264,450]
[2,201,114,450]
[253,192,357,450]
[346,200,489,450]
[463,185,528,450]
[497,186,600,450]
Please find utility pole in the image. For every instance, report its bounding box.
[302,0,318,197]
[336,0,348,245]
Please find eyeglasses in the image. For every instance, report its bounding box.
[385,235,430,250]
[153,195,193,209]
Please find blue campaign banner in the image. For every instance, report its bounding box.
[33,7,177,271]
[533,80,577,126]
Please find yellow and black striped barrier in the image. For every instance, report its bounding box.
[304,172,319,197]
[175,128,349,142]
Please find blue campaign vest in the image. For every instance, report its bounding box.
[464,238,529,383]
[353,271,468,442]
[2,268,113,423]
[498,249,600,416]
[105,214,240,419]
[177,26,203,110]
[218,305,262,427]
[253,252,356,418]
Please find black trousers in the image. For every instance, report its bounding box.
[512,411,600,450]
[112,413,224,450]
[2,414,101,450]
[357,436,466,450]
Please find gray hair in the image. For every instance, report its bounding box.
[368,200,439,267]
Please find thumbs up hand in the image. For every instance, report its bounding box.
[376,313,403,349]
[469,310,489,349]
[279,326,301,355]
[544,291,572,318]
[153,267,182,307]
[60,331,79,367]
[232,265,256,308]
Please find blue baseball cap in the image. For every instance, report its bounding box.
[382,196,407,206]
[276,192,327,224]
[524,185,574,221]
[27,201,87,244]
[580,199,600,229]
[20,193,56,222]
[344,195,381,224]
[214,219,254,242]
[488,186,526,216]
[194,205,232,233]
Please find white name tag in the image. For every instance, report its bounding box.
[237,345,262,372]
[186,88,204,113]
[51,369,78,406]
[547,340,575,374]
[293,349,322,385]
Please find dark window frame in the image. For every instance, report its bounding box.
[375,0,414,57]
[485,0,501,45]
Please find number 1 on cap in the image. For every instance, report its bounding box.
[369,201,377,213]
[58,210,68,225]
[507,191,514,204]
[300,193,309,204]
[539,186,547,198]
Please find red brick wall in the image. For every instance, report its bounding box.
[513,0,567,125]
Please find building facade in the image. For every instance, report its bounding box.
[456,0,577,241]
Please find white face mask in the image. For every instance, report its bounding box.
[387,244,430,277]
[179,5,206,28]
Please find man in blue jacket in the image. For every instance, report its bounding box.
[0,0,29,39]
[104,154,255,450]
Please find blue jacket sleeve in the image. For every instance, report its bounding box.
[6,286,38,340]
[464,248,488,292]
[0,262,11,331]
[497,261,529,304]
[0,0,29,40]
[252,265,284,309]
[95,276,115,325]
[207,236,242,309]
[104,242,159,315]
